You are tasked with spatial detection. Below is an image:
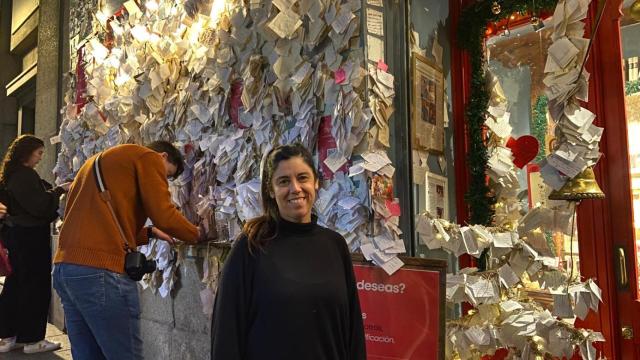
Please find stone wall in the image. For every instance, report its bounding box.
[139,245,223,360]
[57,3,223,358]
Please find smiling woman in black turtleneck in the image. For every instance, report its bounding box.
[211,143,366,360]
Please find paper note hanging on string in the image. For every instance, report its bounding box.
[380,256,404,275]
[552,293,574,318]
[498,264,520,288]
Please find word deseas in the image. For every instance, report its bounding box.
[356,280,406,294]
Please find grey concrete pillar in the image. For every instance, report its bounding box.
[34,0,61,183]
[0,0,21,157]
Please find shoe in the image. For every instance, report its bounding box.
[23,340,61,354]
[0,337,24,352]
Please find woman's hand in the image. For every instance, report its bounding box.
[0,202,6,219]
[59,182,73,192]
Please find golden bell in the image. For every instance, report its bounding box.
[491,1,501,15]
[548,167,605,201]
[530,16,540,26]
[631,0,640,21]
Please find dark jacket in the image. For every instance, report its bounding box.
[2,166,63,227]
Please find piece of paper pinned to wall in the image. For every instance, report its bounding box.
[367,35,384,64]
[366,8,384,36]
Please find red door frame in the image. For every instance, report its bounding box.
[450,0,474,269]
[580,0,639,358]
[449,0,635,358]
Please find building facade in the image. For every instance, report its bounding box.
[1,0,640,358]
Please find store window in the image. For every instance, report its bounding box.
[406,0,456,263]
[485,17,580,280]
[380,2,584,282]
[487,21,549,206]
[620,0,640,294]
[368,0,457,260]
[373,1,412,254]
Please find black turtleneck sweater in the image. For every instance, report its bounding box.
[210,218,366,360]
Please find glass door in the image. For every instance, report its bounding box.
[621,0,640,298]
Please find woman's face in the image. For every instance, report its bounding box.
[270,156,318,223]
[24,146,44,168]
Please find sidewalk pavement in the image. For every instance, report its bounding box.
[0,276,72,359]
[0,324,71,359]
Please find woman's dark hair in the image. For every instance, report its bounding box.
[244,143,318,254]
[146,140,185,178]
[0,135,45,187]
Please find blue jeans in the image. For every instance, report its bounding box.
[52,263,142,360]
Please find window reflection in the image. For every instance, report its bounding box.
[620,0,640,295]
[486,20,581,280]
[408,0,456,263]
[487,23,553,205]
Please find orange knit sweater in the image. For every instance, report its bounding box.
[54,144,199,273]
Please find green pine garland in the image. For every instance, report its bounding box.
[532,95,549,163]
[627,79,640,95]
[457,0,558,226]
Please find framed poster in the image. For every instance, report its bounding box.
[351,255,446,360]
[411,53,444,153]
[425,171,448,219]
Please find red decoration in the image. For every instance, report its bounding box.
[490,11,554,36]
[485,22,498,36]
[377,59,388,72]
[385,199,402,217]
[317,116,348,179]
[75,47,88,113]
[229,80,249,129]
[334,68,346,84]
[505,135,539,169]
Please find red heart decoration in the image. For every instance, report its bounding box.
[505,136,539,169]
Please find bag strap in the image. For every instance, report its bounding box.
[93,153,132,253]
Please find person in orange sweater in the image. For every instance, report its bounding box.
[52,141,200,360]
